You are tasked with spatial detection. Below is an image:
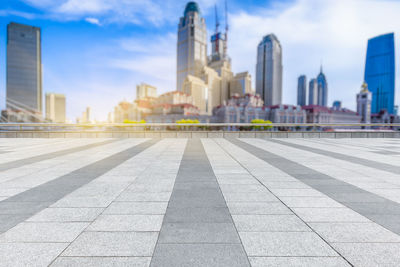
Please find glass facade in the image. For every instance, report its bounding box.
[364,33,395,114]
[6,22,42,114]
[317,69,328,107]
[255,34,282,106]
[297,75,307,106]
[177,2,207,91]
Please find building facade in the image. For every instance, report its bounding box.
[176,2,207,92]
[303,105,360,124]
[356,82,372,124]
[136,83,157,100]
[45,93,66,123]
[256,34,283,106]
[317,67,328,106]
[364,33,395,114]
[6,22,42,120]
[266,105,306,123]
[308,78,318,105]
[297,75,307,106]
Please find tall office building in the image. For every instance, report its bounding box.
[6,22,42,116]
[364,33,395,114]
[176,2,207,92]
[297,75,307,106]
[308,78,318,105]
[357,82,372,123]
[317,66,328,106]
[256,34,283,106]
[45,93,66,123]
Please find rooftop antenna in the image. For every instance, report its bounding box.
[224,0,228,56]
[215,4,219,34]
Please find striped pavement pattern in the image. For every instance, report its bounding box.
[0,138,400,266]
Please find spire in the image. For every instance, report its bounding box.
[215,4,219,34]
[224,0,228,55]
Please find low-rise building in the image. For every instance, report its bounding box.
[266,105,306,123]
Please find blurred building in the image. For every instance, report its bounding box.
[256,34,283,106]
[297,75,307,106]
[177,2,207,92]
[266,105,306,123]
[332,101,342,110]
[308,79,318,105]
[45,93,66,123]
[317,66,328,106]
[213,94,266,123]
[303,105,360,124]
[136,83,157,100]
[6,22,42,122]
[230,72,253,97]
[356,82,372,124]
[364,33,395,114]
[77,107,92,123]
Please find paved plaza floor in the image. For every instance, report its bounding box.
[1,137,400,266]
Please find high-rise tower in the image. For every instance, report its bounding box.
[364,33,395,114]
[176,2,207,92]
[6,22,42,116]
[255,34,283,106]
[317,66,328,106]
[297,75,307,106]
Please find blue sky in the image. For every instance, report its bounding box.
[0,0,400,121]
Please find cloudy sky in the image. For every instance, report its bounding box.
[0,0,399,121]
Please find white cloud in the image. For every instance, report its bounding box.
[228,0,400,110]
[85,17,101,25]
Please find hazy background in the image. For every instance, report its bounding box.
[0,0,399,121]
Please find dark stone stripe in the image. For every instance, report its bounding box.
[271,139,400,175]
[229,138,400,235]
[151,139,250,267]
[0,139,158,233]
[0,139,118,172]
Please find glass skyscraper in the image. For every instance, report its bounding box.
[317,67,328,107]
[364,33,395,114]
[297,75,307,106]
[256,34,282,106]
[176,2,207,92]
[6,22,42,114]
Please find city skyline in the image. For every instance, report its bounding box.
[0,0,400,121]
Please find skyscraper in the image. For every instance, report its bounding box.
[256,34,282,106]
[308,78,318,105]
[45,93,66,123]
[364,33,395,114]
[357,82,372,124]
[317,66,328,106]
[6,22,42,116]
[176,2,207,92]
[297,75,307,106]
[136,83,157,100]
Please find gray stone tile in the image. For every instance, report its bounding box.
[222,192,278,202]
[0,222,89,242]
[86,215,163,232]
[220,184,269,193]
[249,256,350,267]
[103,202,168,215]
[0,214,27,232]
[280,197,344,208]
[116,192,172,202]
[158,222,241,243]
[227,202,292,215]
[62,232,158,256]
[27,207,104,222]
[51,256,151,267]
[332,242,400,267]
[163,207,232,223]
[292,207,369,222]
[0,242,69,267]
[309,222,400,242]
[150,244,250,267]
[239,232,338,256]
[271,188,325,197]
[233,215,311,232]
